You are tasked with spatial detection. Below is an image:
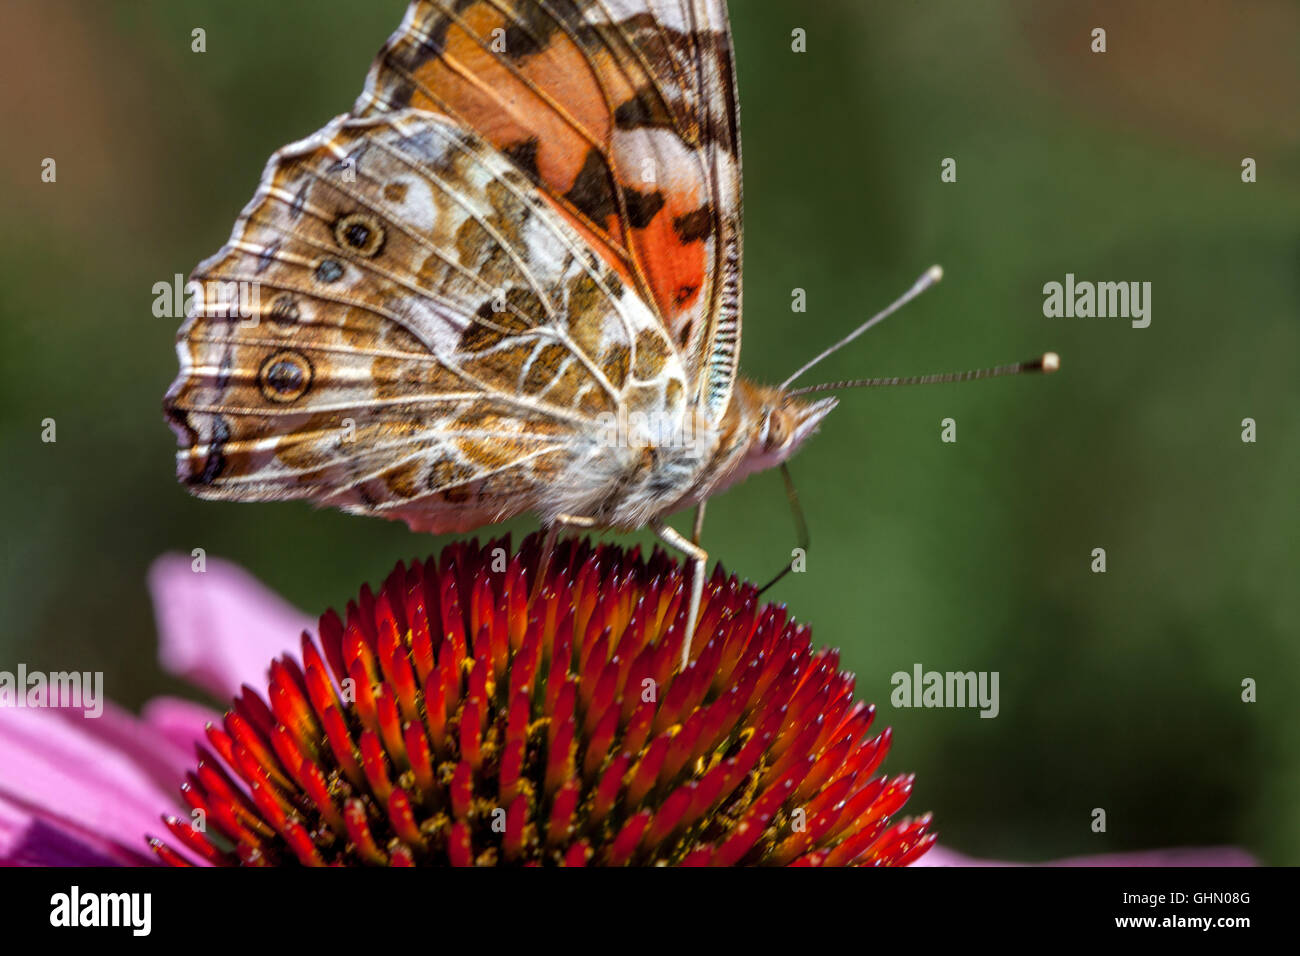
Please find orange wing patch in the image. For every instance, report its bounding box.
[355,0,741,417]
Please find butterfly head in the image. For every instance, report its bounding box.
[754,389,840,465]
[705,380,838,498]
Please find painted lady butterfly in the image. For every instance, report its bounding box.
[164,1,1054,666]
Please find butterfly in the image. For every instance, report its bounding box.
[164,0,1055,668]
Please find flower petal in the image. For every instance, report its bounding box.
[0,702,192,865]
[913,844,1255,867]
[0,812,142,867]
[142,696,221,756]
[148,553,313,699]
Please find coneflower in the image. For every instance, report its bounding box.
[153,536,934,866]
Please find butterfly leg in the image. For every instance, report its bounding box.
[530,513,598,604]
[651,519,707,672]
[691,501,708,546]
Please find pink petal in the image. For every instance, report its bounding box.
[148,553,313,700]
[911,845,1010,867]
[0,800,27,848]
[913,843,1255,867]
[0,702,196,865]
[142,696,221,755]
[0,812,142,866]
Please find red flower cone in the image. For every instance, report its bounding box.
[152,536,934,866]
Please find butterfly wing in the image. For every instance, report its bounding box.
[356,0,743,423]
[164,109,688,532]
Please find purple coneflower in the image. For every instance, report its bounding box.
[2,537,933,866]
[0,539,1252,867]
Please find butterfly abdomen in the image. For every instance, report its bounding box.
[544,406,721,531]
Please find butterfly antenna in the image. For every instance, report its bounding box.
[758,463,809,595]
[779,265,945,391]
[788,352,1060,397]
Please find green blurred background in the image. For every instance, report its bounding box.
[2,0,1296,863]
